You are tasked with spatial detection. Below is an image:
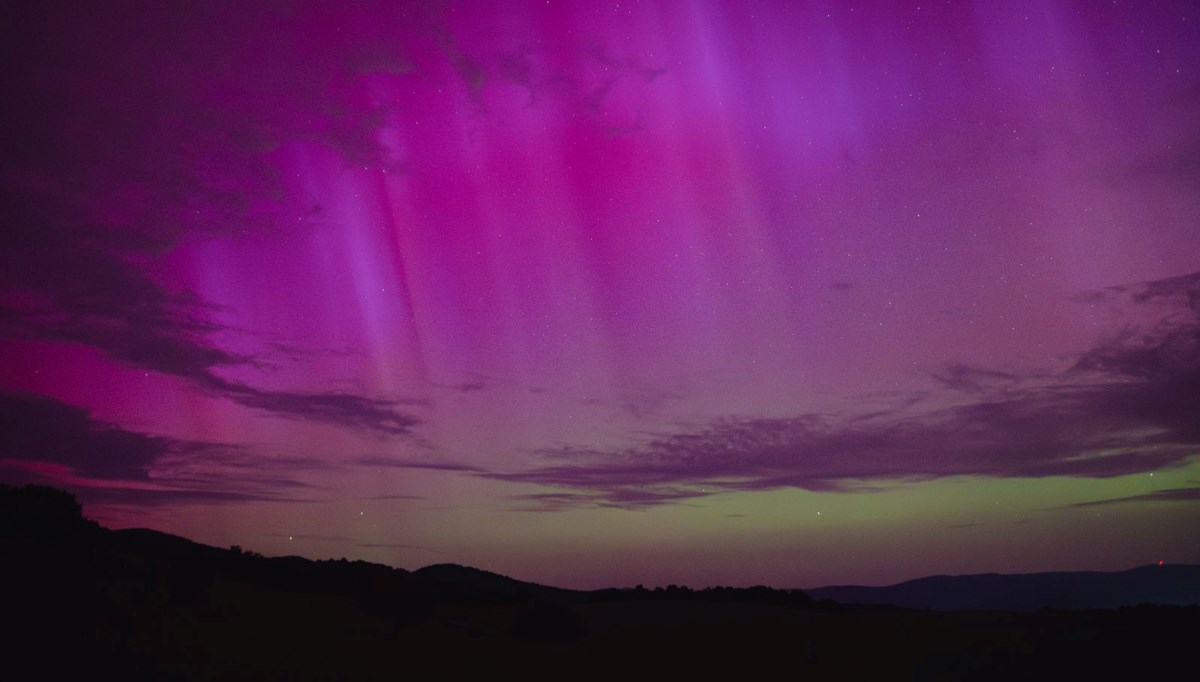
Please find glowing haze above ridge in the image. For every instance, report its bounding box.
[2,0,1198,588]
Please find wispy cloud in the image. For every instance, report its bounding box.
[349,456,482,472]
[504,488,711,512]
[0,392,315,506]
[207,379,421,436]
[488,271,1200,510]
[929,363,1019,392]
[0,208,420,436]
[947,519,1030,530]
[1063,487,1200,509]
[356,542,430,550]
[361,494,426,501]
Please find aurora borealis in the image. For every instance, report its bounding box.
[2,0,1198,589]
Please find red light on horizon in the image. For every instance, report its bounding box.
[1158,560,1164,566]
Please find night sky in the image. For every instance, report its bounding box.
[2,0,1199,589]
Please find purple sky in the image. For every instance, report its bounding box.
[2,0,1199,588]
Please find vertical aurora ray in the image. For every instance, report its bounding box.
[1,0,1198,587]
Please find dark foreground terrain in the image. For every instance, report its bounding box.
[3,484,1197,679]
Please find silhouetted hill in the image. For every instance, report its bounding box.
[0,482,94,540]
[4,483,1199,679]
[806,565,1200,611]
[111,527,226,560]
[414,563,583,604]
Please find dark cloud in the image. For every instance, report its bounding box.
[947,519,1030,530]
[930,363,1019,392]
[0,392,314,506]
[361,494,425,501]
[1117,138,1200,183]
[149,448,335,498]
[505,488,710,512]
[1072,273,1200,384]
[0,3,423,437]
[3,3,669,440]
[349,456,482,473]
[0,392,167,481]
[486,271,1200,510]
[207,379,421,436]
[1063,487,1200,509]
[78,487,313,507]
[0,220,420,435]
[432,381,488,393]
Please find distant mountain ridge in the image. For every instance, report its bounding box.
[5,483,1197,613]
[805,565,1200,612]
